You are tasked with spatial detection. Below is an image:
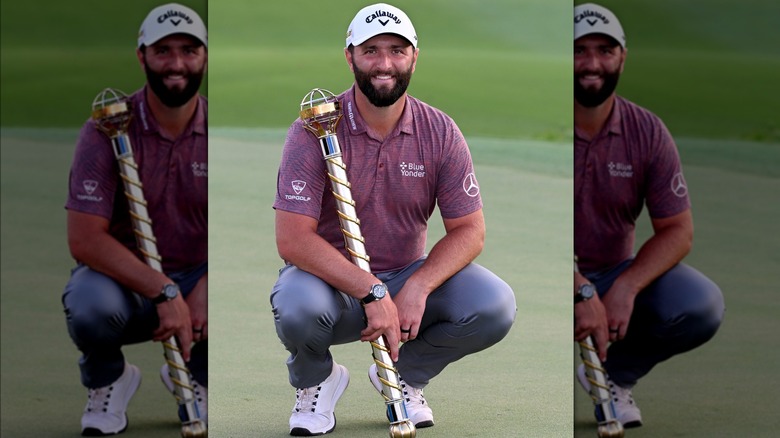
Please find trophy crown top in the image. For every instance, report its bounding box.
[92,88,132,136]
[299,88,343,138]
[300,88,337,111]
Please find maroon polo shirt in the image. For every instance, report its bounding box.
[274,85,482,273]
[575,96,690,274]
[66,87,208,272]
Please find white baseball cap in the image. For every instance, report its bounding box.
[574,3,625,48]
[138,3,208,48]
[346,3,418,48]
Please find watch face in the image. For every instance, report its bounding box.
[580,283,595,299]
[163,284,179,299]
[372,283,387,299]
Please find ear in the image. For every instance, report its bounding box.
[136,48,146,72]
[344,47,354,73]
[411,47,419,74]
[619,47,627,74]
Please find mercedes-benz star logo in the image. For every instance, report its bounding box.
[671,173,688,197]
[462,173,480,197]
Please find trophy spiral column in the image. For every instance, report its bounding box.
[575,256,624,438]
[91,88,207,438]
[299,88,416,438]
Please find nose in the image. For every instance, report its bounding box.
[577,50,600,73]
[167,50,186,71]
[376,52,392,70]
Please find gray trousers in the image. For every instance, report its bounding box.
[270,258,517,389]
[586,260,725,387]
[62,262,208,388]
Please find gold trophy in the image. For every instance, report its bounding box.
[299,88,416,438]
[575,256,624,438]
[91,88,207,438]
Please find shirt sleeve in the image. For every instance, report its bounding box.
[435,120,483,219]
[273,120,328,220]
[65,120,119,219]
[644,118,691,219]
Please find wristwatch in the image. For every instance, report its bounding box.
[575,283,596,304]
[152,283,180,304]
[360,283,388,305]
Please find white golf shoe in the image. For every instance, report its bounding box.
[160,364,208,426]
[81,363,141,436]
[368,363,434,428]
[289,362,350,436]
[577,364,643,428]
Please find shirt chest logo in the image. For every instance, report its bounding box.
[399,161,426,178]
[191,162,208,177]
[608,161,633,178]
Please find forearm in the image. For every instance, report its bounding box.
[277,226,378,299]
[615,219,692,296]
[74,235,170,298]
[406,215,484,295]
[68,213,169,298]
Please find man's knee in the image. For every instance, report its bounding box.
[449,276,516,346]
[272,278,342,347]
[63,269,131,346]
[640,267,724,344]
[479,281,517,343]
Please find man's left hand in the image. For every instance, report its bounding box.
[186,273,208,343]
[393,282,428,343]
[601,281,636,342]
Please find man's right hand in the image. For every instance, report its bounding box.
[360,297,401,362]
[574,293,609,362]
[153,294,193,362]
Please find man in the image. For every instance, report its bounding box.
[62,3,208,435]
[573,2,725,429]
[271,3,516,436]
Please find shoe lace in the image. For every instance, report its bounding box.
[609,381,635,405]
[400,380,426,406]
[85,385,113,413]
[293,386,320,413]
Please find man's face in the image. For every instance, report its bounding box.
[347,34,418,107]
[138,34,207,108]
[574,34,625,108]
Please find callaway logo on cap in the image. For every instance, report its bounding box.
[574,3,626,48]
[138,3,208,48]
[346,3,418,48]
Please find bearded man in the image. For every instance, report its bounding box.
[270,3,516,436]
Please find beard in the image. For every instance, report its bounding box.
[143,60,205,108]
[353,62,413,107]
[574,68,621,108]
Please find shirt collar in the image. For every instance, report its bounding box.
[340,84,414,138]
[574,95,624,142]
[133,86,207,138]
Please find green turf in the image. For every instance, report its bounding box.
[208,128,573,437]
